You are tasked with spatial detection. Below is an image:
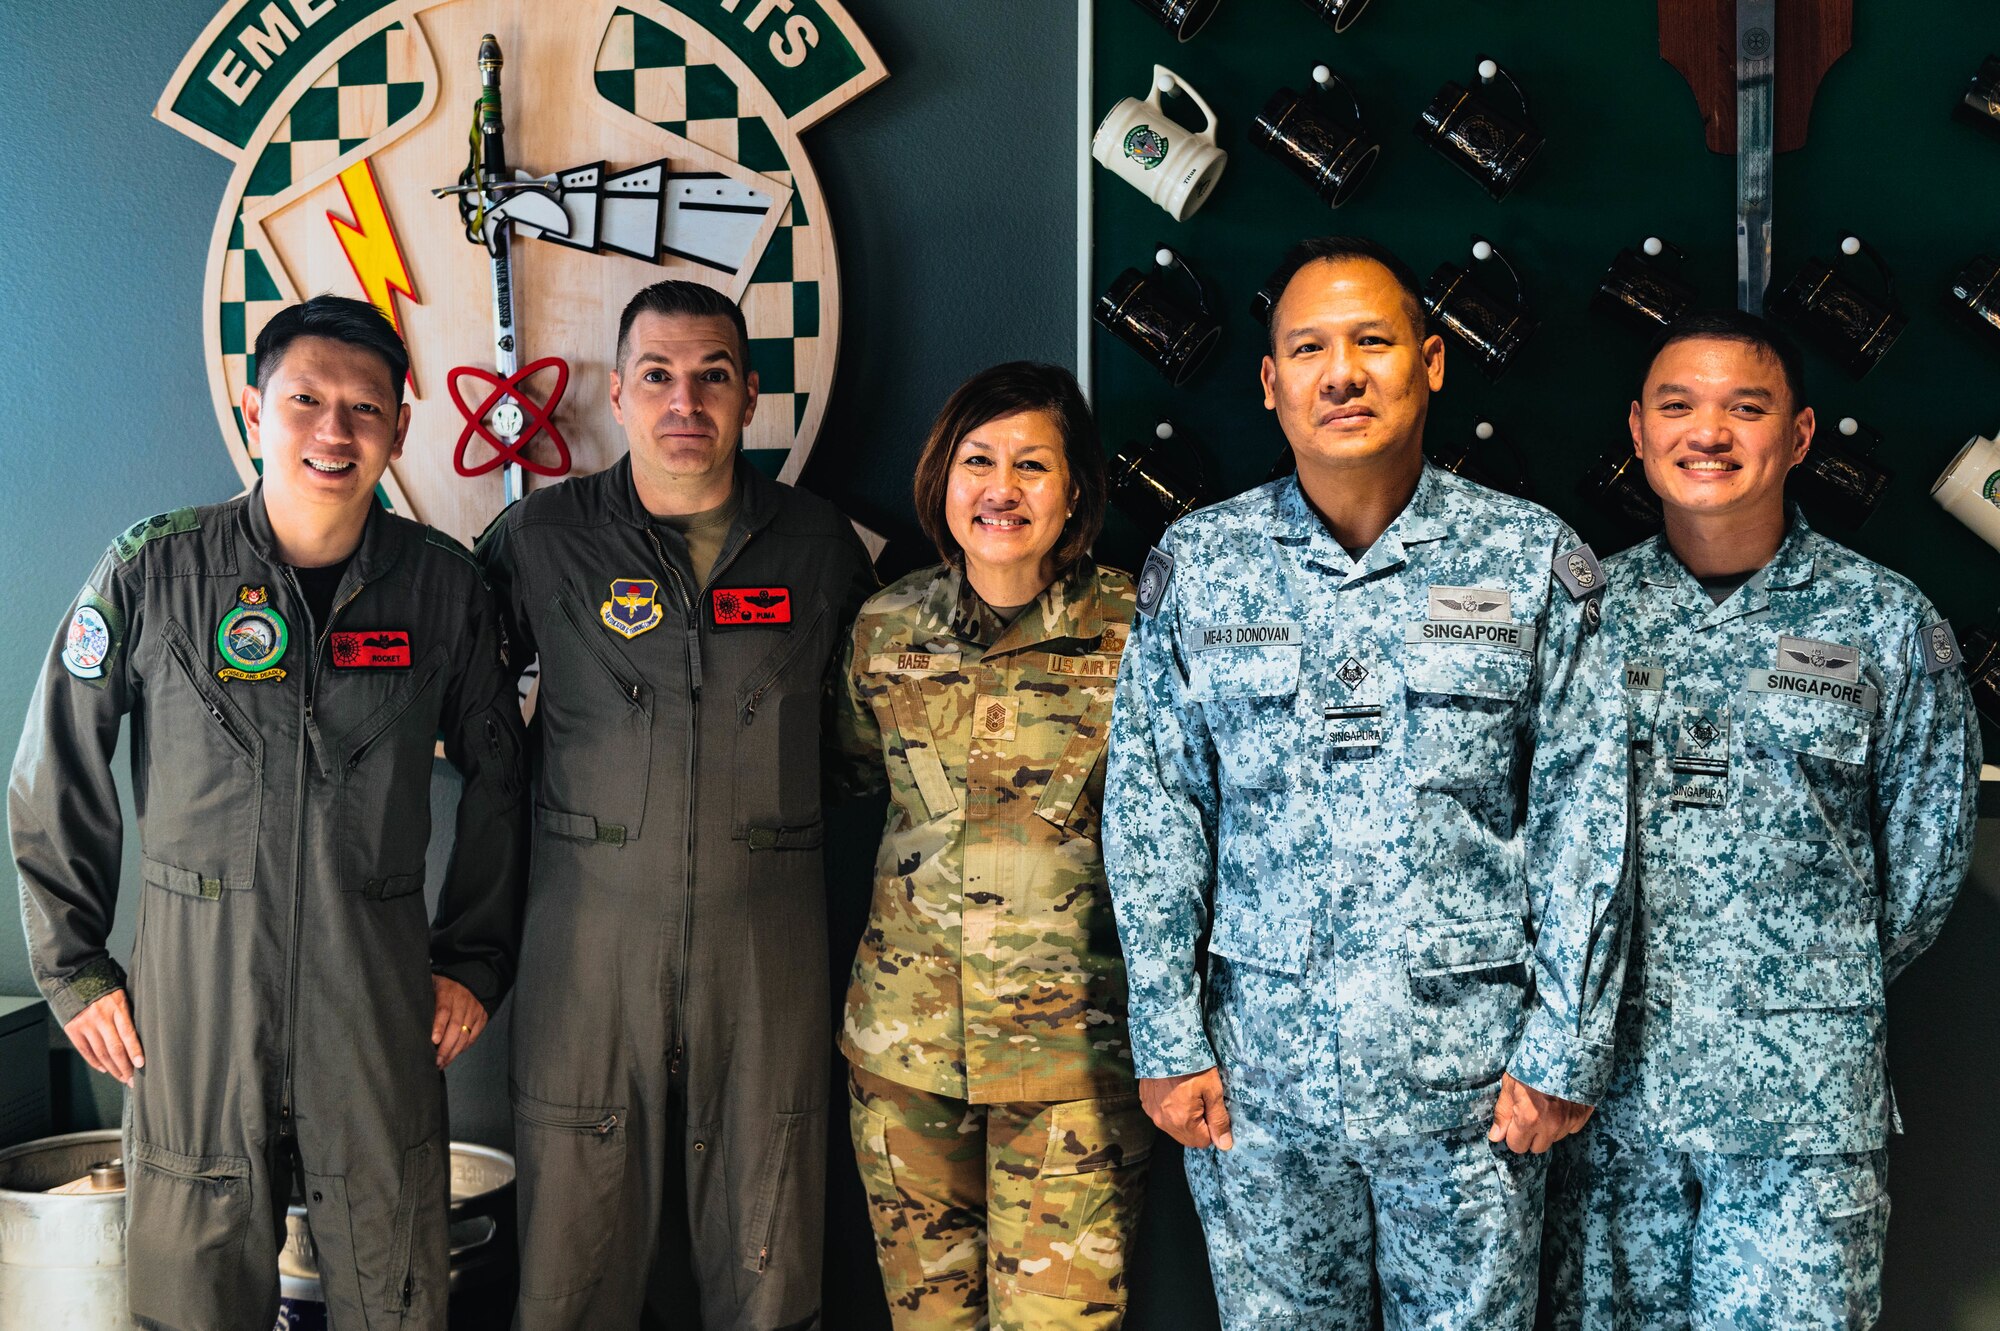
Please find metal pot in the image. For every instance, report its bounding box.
[0,1129,130,1329]
[277,1142,517,1326]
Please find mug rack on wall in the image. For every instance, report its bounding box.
[1083,0,2000,747]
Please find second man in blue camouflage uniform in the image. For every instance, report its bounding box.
[1542,312,1980,1330]
[1104,237,1634,1330]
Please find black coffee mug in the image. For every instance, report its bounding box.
[1579,448,1662,534]
[1295,0,1374,34]
[1431,420,1535,499]
[1769,235,1907,380]
[1794,417,1891,529]
[1592,237,1698,334]
[1415,56,1543,200]
[1954,54,2000,142]
[1111,420,1215,532]
[1125,0,1223,42]
[1422,237,1538,381]
[1948,253,2000,349]
[1095,246,1222,387]
[1253,67,1381,210]
[1959,624,2000,726]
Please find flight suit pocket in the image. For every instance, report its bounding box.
[1187,644,1300,790]
[1719,953,1885,1125]
[126,1141,253,1329]
[740,1108,822,1282]
[1405,647,1530,790]
[512,1087,626,1301]
[143,855,227,901]
[372,1133,445,1322]
[541,588,653,840]
[336,648,446,887]
[734,596,832,828]
[148,620,262,890]
[1009,1095,1154,1305]
[1403,915,1528,1092]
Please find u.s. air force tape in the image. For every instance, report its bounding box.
[1190,622,1301,651]
[1136,547,1174,617]
[1403,619,1536,653]
[1744,668,1879,713]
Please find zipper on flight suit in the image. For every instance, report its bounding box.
[277,572,366,1128]
[645,520,754,1078]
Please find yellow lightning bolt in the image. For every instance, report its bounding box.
[327,157,421,396]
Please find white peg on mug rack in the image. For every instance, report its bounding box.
[1475,420,1496,440]
[1644,236,1665,257]
[1312,64,1333,87]
[1478,58,1499,82]
[1156,421,1176,440]
[1840,417,1860,436]
[1157,73,1177,95]
[1842,236,1862,256]
[1156,246,1177,267]
[1472,239,1494,262]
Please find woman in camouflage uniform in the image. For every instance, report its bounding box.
[834,363,1150,1330]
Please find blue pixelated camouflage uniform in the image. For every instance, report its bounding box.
[1543,514,1980,1331]
[1104,466,1633,1329]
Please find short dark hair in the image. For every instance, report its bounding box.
[912,362,1106,577]
[255,294,409,402]
[1642,309,1808,414]
[615,280,751,373]
[1260,236,1430,352]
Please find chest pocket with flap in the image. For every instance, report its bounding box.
[1404,645,1531,790]
[1186,643,1301,790]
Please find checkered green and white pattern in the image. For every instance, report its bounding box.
[595,7,823,478]
[217,22,426,459]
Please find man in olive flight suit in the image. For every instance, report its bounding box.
[1105,238,1633,1329]
[1542,312,1980,1329]
[479,280,875,1330]
[10,295,527,1330]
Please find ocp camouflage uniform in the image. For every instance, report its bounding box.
[1104,467,1633,1331]
[1543,515,1980,1331]
[834,561,1151,1331]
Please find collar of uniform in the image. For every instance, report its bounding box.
[930,561,1108,656]
[238,479,407,584]
[603,450,782,538]
[1270,462,1449,580]
[1637,507,1819,618]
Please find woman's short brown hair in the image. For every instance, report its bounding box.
[912,362,1106,573]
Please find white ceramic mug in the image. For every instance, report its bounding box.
[1091,66,1228,222]
[1931,432,2000,551]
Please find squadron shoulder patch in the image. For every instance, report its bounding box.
[1553,543,1605,601]
[112,508,198,563]
[1136,547,1175,617]
[1920,620,1962,676]
[61,591,120,682]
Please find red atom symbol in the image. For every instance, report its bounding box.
[448,357,573,478]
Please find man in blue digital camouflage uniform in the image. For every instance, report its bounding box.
[1103,237,1634,1330]
[1541,311,1980,1331]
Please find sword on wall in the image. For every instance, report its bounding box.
[1657,0,1852,313]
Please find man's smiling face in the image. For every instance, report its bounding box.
[1630,335,1813,521]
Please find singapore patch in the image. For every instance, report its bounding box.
[331,630,412,669]
[712,586,793,627]
[601,579,663,639]
[216,586,289,683]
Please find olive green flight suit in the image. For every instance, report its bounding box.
[10,488,528,1330]
[478,455,874,1331]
